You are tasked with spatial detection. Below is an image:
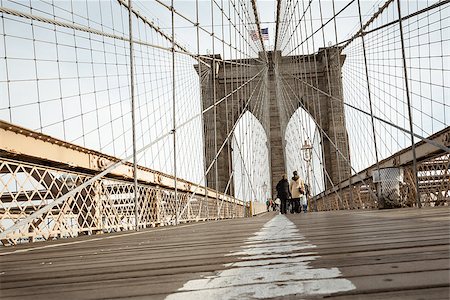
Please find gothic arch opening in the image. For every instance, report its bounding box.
[285,107,325,197]
[232,111,271,202]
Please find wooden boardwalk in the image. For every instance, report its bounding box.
[0,206,449,299]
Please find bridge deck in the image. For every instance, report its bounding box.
[0,207,449,299]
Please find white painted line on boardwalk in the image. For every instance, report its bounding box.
[165,214,355,299]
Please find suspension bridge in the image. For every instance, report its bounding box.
[0,0,449,299]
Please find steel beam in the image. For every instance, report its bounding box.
[314,126,450,200]
[0,121,238,204]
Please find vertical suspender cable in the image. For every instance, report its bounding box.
[221,0,231,198]
[307,4,329,193]
[221,0,233,209]
[232,1,238,216]
[356,0,381,203]
[238,1,244,209]
[396,0,420,208]
[128,0,139,230]
[196,0,208,220]
[210,0,219,219]
[298,1,322,201]
[332,0,351,208]
[298,0,320,212]
[318,0,345,207]
[171,0,179,224]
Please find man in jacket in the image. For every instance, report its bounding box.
[276,174,291,214]
[290,171,305,213]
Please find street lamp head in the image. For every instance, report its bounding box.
[301,139,312,162]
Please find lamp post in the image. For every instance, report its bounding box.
[262,181,267,202]
[262,181,268,211]
[301,139,314,211]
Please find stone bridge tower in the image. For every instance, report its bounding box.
[196,48,351,197]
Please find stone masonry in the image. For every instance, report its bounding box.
[195,47,351,197]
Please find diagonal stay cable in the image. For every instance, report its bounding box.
[338,0,450,49]
[285,0,356,56]
[177,66,268,220]
[218,71,269,208]
[152,0,265,63]
[277,71,341,200]
[277,73,343,202]
[284,72,450,154]
[0,62,267,241]
[219,67,270,207]
[250,0,268,62]
[0,130,173,240]
[278,73,379,202]
[0,5,213,69]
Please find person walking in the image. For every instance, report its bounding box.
[276,174,290,214]
[289,171,305,213]
[274,198,281,211]
[300,190,308,213]
[302,183,310,213]
[272,198,281,211]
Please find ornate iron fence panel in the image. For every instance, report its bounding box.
[312,153,449,212]
[0,158,248,246]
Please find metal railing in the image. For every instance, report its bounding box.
[0,157,249,246]
[312,128,450,211]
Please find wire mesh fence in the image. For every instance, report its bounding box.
[0,0,449,246]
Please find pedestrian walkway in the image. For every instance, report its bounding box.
[0,207,449,299]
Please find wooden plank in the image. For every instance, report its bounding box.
[0,215,274,299]
[329,287,450,299]
[0,207,449,299]
[288,206,450,299]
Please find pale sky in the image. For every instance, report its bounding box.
[0,0,448,199]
